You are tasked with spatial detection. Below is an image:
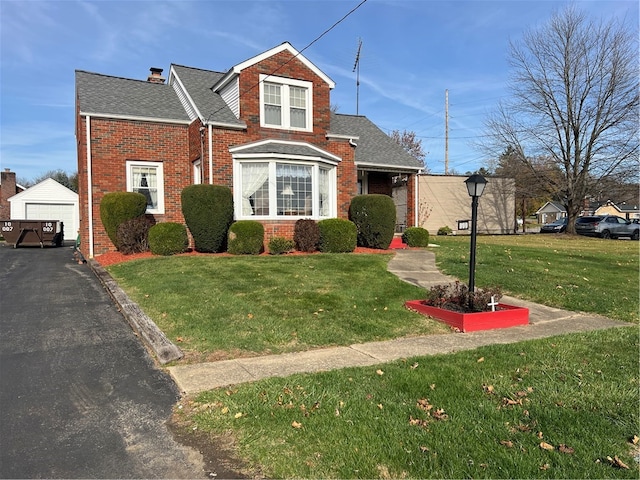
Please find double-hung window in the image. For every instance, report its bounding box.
[236,160,335,219]
[126,160,164,214]
[260,75,312,131]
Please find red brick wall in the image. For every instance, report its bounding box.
[78,51,364,256]
[77,117,192,256]
[0,169,17,219]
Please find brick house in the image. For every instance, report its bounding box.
[75,42,423,258]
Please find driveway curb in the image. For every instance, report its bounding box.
[88,259,183,364]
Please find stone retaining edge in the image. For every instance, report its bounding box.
[88,259,183,364]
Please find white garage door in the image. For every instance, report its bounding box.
[25,203,77,241]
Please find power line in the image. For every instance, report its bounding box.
[205,0,369,122]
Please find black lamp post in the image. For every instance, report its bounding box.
[464,174,488,310]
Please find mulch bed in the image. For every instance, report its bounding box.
[95,246,397,267]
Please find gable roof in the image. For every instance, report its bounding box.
[76,70,190,123]
[330,113,424,171]
[535,201,566,214]
[169,65,244,127]
[212,42,335,92]
[9,178,78,202]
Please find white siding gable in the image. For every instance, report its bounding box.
[220,78,239,118]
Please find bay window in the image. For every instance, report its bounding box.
[236,160,335,219]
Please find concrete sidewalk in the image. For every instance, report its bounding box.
[167,249,628,395]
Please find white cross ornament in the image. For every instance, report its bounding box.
[488,295,499,312]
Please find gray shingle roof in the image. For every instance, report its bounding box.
[170,65,243,126]
[232,141,338,163]
[330,113,423,171]
[75,70,190,122]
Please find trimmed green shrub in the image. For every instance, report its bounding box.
[294,219,320,252]
[100,192,148,249]
[181,184,233,253]
[268,236,295,255]
[148,222,188,256]
[349,194,396,249]
[116,215,155,254]
[437,226,453,236]
[402,226,430,247]
[318,218,357,253]
[227,220,264,255]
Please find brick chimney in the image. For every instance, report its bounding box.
[147,67,165,84]
[0,168,17,219]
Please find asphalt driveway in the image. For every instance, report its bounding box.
[0,243,205,478]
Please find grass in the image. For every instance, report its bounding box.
[429,234,639,323]
[107,234,640,477]
[179,327,639,479]
[107,254,450,360]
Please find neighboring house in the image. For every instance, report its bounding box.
[0,169,26,220]
[535,201,567,224]
[75,42,423,258]
[8,178,79,241]
[595,201,640,221]
[417,175,515,235]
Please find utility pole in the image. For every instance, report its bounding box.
[445,89,449,175]
[353,38,362,115]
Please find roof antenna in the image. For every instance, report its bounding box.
[352,38,362,115]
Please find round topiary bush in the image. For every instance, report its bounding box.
[116,215,155,254]
[100,192,148,249]
[437,226,453,236]
[268,236,295,255]
[148,222,189,256]
[349,194,396,249]
[181,184,234,253]
[227,220,264,255]
[294,219,320,252]
[318,218,357,253]
[402,226,430,247]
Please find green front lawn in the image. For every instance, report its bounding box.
[180,327,639,479]
[108,234,640,478]
[107,254,450,360]
[430,234,639,323]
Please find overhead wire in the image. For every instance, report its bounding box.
[205,0,369,123]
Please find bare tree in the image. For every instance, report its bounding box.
[483,6,639,234]
[390,129,428,170]
[26,169,79,193]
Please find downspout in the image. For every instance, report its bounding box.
[85,115,94,258]
[208,124,213,184]
[414,171,420,228]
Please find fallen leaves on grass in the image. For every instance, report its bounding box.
[410,398,448,427]
[540,442,555,451]
[558,444,575,454]
[500,440,514,448]
[291,421,303,429]
[606,455,629,469]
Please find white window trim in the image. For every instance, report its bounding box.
[193,159,202,184]
[259,74,313,132]
[125,160,165,214]
[233,159,336,220]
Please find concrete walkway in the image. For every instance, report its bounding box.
[165,249,628,395]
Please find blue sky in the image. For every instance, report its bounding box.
[1,0,637,182]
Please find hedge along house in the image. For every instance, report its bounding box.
[75,42,423,258]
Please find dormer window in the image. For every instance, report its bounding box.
[260,75,312,132]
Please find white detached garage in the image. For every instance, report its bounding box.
[9,178,79,242]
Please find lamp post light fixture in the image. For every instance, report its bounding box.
[464,174,488,310]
